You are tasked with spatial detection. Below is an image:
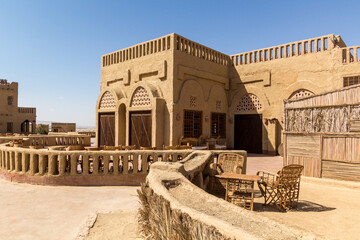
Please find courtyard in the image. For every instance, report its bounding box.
[1,154,359,240]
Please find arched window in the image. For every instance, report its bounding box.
[289,89,314,100]
[130,87,151,107]
[99,91,116,109]
[236,94,263,112]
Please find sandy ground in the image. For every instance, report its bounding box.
[0,179,139,240]
[86,154,360,240]
[2,154,360,240]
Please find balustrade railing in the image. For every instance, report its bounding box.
[102,34,173,67]
[174,34,230,66]
[0,135,91,146]
[18,107,36,114]
[0,145,192,177]
[230,34,334,66]
[0,143,246,186]
[342,46,360,64]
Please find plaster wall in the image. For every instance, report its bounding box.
[0,81,36,134]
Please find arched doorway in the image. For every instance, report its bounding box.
[234,93,263,153]
[98,91,116,146]
[21,120,31,133]
[129,87,152,148]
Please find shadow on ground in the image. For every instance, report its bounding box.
[253,190,336,213]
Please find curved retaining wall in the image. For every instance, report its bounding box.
[139,151,316,240]
[0,134,91,146]
[0,142,245,186]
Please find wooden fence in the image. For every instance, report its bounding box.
[284,132,360,181]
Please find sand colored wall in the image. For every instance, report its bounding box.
[228,35,360,154]
[51,122,76,132]
[97,33,360,154]
[97,34,175,148]
[0,80,36,134]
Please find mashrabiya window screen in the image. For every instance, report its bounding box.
[211,113,226,138]
[183,110,202,138]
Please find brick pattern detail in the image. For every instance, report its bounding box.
[190,96,197,108]
[290,90,314,100]
[237,94,262,112]
[131,87,151,107]
[216,101,221,110]
[99,91,116,109]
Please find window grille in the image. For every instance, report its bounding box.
[183,110,202,138]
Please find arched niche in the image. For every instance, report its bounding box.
[99,91,116,109]
[289,89,314,100]
[130,87,151,107]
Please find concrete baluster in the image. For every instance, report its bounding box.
[113,154,119,174]
[123,153,128,174]
[92,155,99,175]
[347,48,351,63]
[59,154,66,176]
[0,150,3,168]
[48,154,57,175]
[22,153,28,173]
[70,154,77,175]
[9,151,15,171]
[29,153,39,175]
[15,152,21,172]
[103,155,109,175]
[82,155,89,175]
[355,47,358,62]
[133,153,139,173]
[142,154,148,173]
[39,154,47,175]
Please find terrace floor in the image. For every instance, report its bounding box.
[1,154,360,239]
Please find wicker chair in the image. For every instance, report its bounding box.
[257,164,304,211]
[208,153,244,195]
[211,153,244,174]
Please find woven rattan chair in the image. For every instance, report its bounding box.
[257,164,304,211]
[208,153,244,195]
[211,153,244,174]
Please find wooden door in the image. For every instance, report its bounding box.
[234,114,262,153]
[98,113,115,146]
[130,111,152,148]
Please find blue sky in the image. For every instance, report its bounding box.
[1,0,359,127]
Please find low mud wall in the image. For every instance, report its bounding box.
[0,142,245,186]
[139,151,316,240]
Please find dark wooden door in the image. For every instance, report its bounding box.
[98,113,115,146]
[234,114,262,153]
[130,111,152,148]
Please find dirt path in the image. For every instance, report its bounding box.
[0,178,139,240]
[85,212,142,240]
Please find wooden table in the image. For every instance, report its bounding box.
[215,173,260,211]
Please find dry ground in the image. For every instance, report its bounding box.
[1,154,360,240]
[0,179,139,240]
[86,154,360,240]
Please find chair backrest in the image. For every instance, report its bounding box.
[163,145,179,150]
[177,145,192,150]
[278,164,303,187]
[179,137,199,146]
[122,145,136,150]
[217,153,244,174]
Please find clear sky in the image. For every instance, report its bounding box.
[1,0,359,127]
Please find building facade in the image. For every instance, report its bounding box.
[0,80,36,134]
[51,122,76,132]
[96,33,360,154]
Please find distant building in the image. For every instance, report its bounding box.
[36,124,49,133]
[0,79,36,134]
[51,122,76,132]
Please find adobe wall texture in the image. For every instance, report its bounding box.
[0,80,36,134]
[97,33,360,154]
